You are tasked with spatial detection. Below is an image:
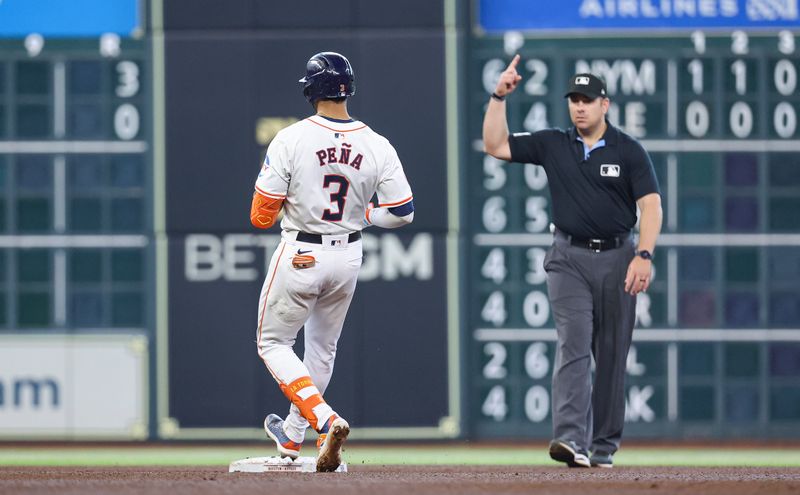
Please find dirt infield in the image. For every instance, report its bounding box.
[2,466,799,495]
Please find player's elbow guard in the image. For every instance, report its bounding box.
[387,201,414,227]
[250,192,284,229]
[397,211,414,225]
[364,202,414,229]
[251,216,277,229]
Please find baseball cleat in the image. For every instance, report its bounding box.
[590,450,614,468]
[549,439,590,468]
[264,414,302,459]
[316,417,350,472]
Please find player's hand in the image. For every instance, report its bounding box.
[494,54,523,97]
[624,256,652,295]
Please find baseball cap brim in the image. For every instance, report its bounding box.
[564,89,604,99]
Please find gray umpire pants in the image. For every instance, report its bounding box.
[544,230,636,455]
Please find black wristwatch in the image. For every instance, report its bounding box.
[636,249,653,260]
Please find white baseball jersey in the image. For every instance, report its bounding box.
[254,114,414,448]
[255,115,413,234]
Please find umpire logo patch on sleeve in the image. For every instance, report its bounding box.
[600,164,620,177]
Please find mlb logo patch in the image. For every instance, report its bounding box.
[600,164,620,177]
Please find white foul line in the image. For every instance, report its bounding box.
[54,62,66,138]
[54,250,67,325]
[667,249,678,326]
[0,235,148,248]
[0,141,148,153]
[667,60,677,137]
[53,156,66,232]
[640,139,800,152]
[474,328,800,342]
[474,233,800,247]
[667,343,678,421]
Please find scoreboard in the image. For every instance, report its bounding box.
[467,28,800,438]
[0,33,148,331]
[0,1,151,438]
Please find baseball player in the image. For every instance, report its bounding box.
[250,52,415,472]
[483,56,662,468]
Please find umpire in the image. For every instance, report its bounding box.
[482,56,662,468]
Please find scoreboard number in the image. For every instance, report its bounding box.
[685,101,710,137]
[482,248,507,284]
[525,247,546,285]
[523,164,548,190]
[481,291,507,327]
[691,30,706,54]
[524,386,549,423]
[114,103,140,140]
[483,156,506,191]
[778,30,795,55]
[730,59,748,95]
[483,342,508,379]
[524,342,549,379]
[687,59,704,94]
[482,385,508,421]
[731,30,749,55]
[774,102,797,139]
[729,101,753,138]
[482,196,507,232]
[523,291,549,327]
[482,58,505,94]
[774,60,797,96]
[525,196,549,232]
[116,61,140,97]
[523,103,549,132]
[523,59,548,95]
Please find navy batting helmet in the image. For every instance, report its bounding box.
[299,52,356,103]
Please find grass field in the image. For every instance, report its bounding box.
[1,444,799,467]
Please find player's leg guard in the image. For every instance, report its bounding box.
[279,376,337,433]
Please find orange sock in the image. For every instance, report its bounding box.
[280,376,335,432]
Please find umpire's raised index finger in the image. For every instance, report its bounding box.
[507,54,520,70]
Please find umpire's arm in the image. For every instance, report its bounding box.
[636,193,662,257]
[483,55,522,161]
[625,192,663,294]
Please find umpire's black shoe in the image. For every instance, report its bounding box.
[590,451,614,468]
[548,439,590,468]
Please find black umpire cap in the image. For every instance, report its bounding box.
[564,73,607,99]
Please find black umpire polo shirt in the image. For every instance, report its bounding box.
[508,121,660,239]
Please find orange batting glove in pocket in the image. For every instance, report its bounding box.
[250,192,284,229]
[291,254,316,269]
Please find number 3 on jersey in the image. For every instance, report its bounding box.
[322,174,350,221]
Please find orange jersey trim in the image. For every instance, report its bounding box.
[255,185,286,199]
[306,117,367,133]
[379,196,413,208]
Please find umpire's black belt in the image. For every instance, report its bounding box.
[296,231,361,244]
[555,229,629,252]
